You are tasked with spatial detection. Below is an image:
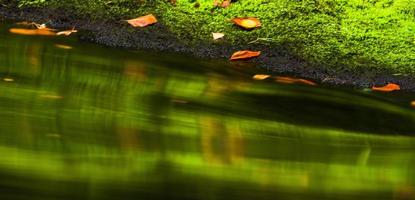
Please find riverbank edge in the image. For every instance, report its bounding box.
[1,6,414,91]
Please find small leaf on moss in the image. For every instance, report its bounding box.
[212,32,225,40]
[230,50,261,60]
[232,17,261,29]
[126,14,158,27]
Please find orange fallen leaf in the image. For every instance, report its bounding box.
[371,83,400,92]
[230,50,261,60]
[9,28,56,36]
[276,76,317,86]
[232,17,261,29]
[253,74,271,80]
[411,101,415,107]
[56,28,78,36]
[126,14,158,27]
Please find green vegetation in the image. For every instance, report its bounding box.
[3,0,415,73]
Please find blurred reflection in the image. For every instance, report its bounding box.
[0,22,415,200]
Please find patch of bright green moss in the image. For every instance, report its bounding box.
[6,0,415,73]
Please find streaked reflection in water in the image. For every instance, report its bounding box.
[0,23,415,200]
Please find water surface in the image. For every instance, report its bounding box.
[1,22,415,200]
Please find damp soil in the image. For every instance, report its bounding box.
[1,6,414,91]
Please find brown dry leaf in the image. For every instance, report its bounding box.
[212,32,225,40]
[221,0,231,8]
[253,74,271,80]
[213,0,219,6]
[56,28,78,36]
[9,28,56,36]
[55,44,73,50]
[213,0,231,8]
[232,17,261,29]
[411,101,415,107]
[126,14,158,27]
[371,83,400,92]
[276,76,317,86]
[230,50,261,60]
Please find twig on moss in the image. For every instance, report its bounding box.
[248,37,276,44]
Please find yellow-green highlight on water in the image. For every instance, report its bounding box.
[0,22,415,200]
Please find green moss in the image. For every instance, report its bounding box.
[6,0,415,73]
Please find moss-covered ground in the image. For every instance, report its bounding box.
[2,0,415,74]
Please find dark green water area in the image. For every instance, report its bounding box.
[0,22,415,200]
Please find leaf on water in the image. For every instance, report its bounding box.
[275,76,317,86]
[212,32,225,40]
[3,78,14,82]
[15,21,33,26]
[9,28,56,36]
[371,83,400,92]
[56,28,78,36]
[232,17,261,29]
[39,94,64,99]
[230,50,261,60]
[172,99,189,104]
[55,44,73,50]
[253,74,271,80]
[46,133,61,138]
[126,14,158,27]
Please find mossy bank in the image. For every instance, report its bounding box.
[1,0,414,89]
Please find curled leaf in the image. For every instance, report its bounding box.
[33,23,47,29]
[232,17,261,29]
[212,32,225,40]
[56,28,78,36]
[276,76,317,86]
[371,83,400,92]
[230,50,261,60]
[253,74,271,80]
[126,14,158,27]
[9,28,56,36]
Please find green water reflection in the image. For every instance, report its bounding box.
[0,23,415,200]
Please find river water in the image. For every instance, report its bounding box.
[0,22,415,200]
